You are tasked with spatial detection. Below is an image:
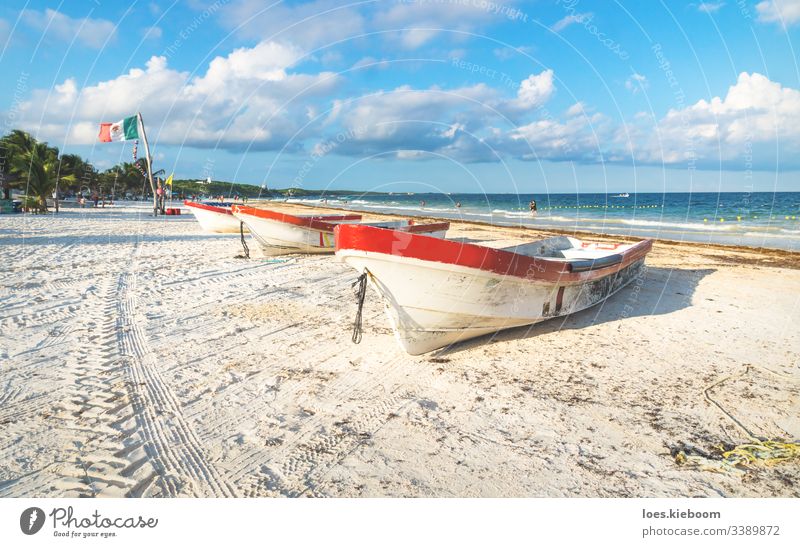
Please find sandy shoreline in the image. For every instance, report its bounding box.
[1,202,798,497]
[277,200,800,267]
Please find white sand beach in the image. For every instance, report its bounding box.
[1,202,799,498]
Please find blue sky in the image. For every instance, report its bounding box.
[1,0,800,193]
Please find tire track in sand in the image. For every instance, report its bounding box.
[116,267,239,497]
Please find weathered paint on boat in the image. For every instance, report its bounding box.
[335,224,653,355]
[184,201,244,234]
[232,205,449,255]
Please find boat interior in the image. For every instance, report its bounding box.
[502,236,638,271]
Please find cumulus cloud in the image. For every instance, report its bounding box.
[218,0,522,50]
[21,9,116,49]
[627,72,800,167]
[216,0,366,48]
[374,0,522,49]
[500,70,555,119]
[319,69,557,162]
[326,83,499,160]
[515,70,555,108]
[756,0,800,26]
[15,41,340,151]
[498,113,609,163]
[321,71,800,169]
[12,37,800,172]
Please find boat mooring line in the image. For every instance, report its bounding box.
[351,270,369,344]
[236,221,250,259]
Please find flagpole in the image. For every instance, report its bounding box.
[137,112,157,216]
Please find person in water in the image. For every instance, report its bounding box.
[529,199,537,213]
[455,202,461,208]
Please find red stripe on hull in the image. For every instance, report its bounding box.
[335,224,653,284]
[184,200,233,215]
[232,205,361,233]
[397,221,450,234]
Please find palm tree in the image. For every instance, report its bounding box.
[11,142,74,213]
[1,130,39,200]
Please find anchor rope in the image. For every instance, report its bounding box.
[351,271,368,344]
[239,221,250,259]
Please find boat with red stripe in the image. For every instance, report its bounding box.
[335,224,653,354]
[232,205,449,255]
[184,200,246,233]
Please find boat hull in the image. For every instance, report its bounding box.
[184,201,243,233]
[232,205,448,255]
[335,225,652,355]
[232,211,354,254]
[338,250,647,354]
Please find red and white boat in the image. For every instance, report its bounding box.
[232,205,449,255]
[184,201,245,233]
[335,224,653,355]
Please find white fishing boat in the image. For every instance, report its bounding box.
[335,225,653,355]
[232,205,449,255]
[184,200,245,233]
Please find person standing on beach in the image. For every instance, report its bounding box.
[156,182,165,214]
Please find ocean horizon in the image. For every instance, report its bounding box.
[266,191,800,251]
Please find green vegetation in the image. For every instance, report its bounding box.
[172,179,268,199]
[173,182,386,199]
[0,130,148,211]
[0,130,389,211]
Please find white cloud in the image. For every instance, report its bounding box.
[330,83,498,157]
[323,70,556,161]
[375,0,521,49]
[16,41,340,151]
[320,71,800,168]
[628,72,800,167]
[696,2,725,13]
[190,41,303,95]
[21,9,116,49]
[506,70,555,114]
[625,73,649,94]
[143,26,162,40]
[13,38,800,171]
[756,0,800,26]
[218,0,521,50]
[566,102,588,117]
[216,0,366,48]
[552,12,592,32]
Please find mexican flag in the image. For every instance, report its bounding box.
[98,115,139,142]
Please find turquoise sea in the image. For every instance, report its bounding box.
[270,191,800,251]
